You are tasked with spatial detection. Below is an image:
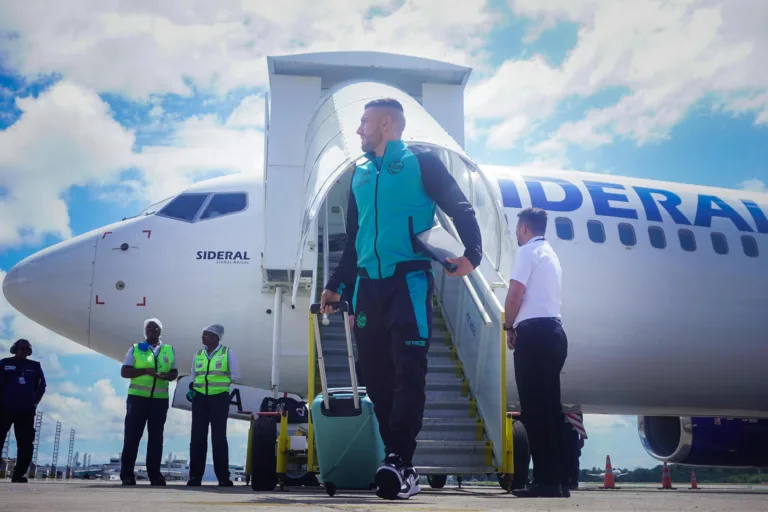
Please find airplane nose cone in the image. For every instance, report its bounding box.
[2,232,97,348]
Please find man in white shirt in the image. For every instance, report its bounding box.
[503,207,569,498]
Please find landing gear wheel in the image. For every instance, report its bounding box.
[427,474,447,489]
[250,415,279,492]
[284,471,319,487]
[497,419,530,491]
[325,482,337,496]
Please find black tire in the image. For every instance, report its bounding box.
[427,474,447,489]
[250,415,279,492]
[497,419,530,491]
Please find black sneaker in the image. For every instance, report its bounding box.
[375,453,405,500]
[397,466,421,499]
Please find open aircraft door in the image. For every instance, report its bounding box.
[290,80,479,305]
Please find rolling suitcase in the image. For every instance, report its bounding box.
[309,301,385,496]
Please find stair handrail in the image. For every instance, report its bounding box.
[434,209,501,322]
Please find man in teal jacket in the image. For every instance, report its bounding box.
[321,98,482,500]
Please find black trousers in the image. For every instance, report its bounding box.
[562,423,583,487]
[0,407,36,477]
[120,395,169,481]
[353,268,434,466]
[513,318,568,486]
[189,391,230,482]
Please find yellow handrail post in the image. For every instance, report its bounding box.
[245,414,254,484]
[307,313,317,473]
[276,410,289,491]
[500,312,509,474]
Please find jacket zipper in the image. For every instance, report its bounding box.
[373,147,387,279]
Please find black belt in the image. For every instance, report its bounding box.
[358,260,432,279]
[515,317,561,331]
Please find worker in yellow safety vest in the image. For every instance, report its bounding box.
[119,318,178,486]
[186,323,240,487]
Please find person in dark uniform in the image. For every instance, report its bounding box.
[187,324,239,487]
[563,411,586,490]
[0,339,46,483]
[119,318,178,486]
[320,98,482,500]
[503,207,569,498]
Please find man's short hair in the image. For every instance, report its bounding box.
[364,98,403,112]
[517,207,548,235]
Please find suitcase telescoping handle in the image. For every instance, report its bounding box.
[309,301,361,411]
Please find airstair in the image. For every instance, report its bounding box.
[257,52,524,490]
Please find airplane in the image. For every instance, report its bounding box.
[587,469,629,478]
[2,51,768,480]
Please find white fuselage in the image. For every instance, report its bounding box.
[3,167,767,419]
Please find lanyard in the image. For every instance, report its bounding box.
[529,236,545,244]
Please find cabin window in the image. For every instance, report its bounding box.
[648,226,666,249]
[711,232,728,255]
[618,223,636,246]
[742,235,759,258]
[679,229,696,252]
[200,193,248,220]
[587,220,605,243]
[157,193,209,222]
[555,217,574,241]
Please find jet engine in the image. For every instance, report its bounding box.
[638,416,768,467]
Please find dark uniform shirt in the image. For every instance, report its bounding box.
[0,357,46,411]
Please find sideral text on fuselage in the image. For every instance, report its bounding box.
[498,177,768,234]
[196,251,251,264]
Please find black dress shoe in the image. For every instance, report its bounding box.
[218,480,234,487]
[186,479,202,486]
[122,479,137,486]
[150,476,167,486]
[11,476,28,483]
[511,483,564,498]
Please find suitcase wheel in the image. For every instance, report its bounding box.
[325,482,336,496]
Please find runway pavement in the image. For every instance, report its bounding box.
[1,480,767,511]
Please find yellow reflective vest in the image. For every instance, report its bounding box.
[192,345,231,395]
[128,343,175,399]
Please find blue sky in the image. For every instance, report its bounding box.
[1,0,767,472]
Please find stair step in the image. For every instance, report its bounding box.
[418,418,483,441]
[423,398,473,418]
[413,440,492,469]
[413,466,497,476]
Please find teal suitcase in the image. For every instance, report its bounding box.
[309,302,385,496]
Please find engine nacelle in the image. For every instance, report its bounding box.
[638,416,768,467]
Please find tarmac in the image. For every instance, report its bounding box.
[1,480,767,512]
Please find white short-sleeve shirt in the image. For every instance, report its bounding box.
[123,341,178,370]
[509,236,562,327]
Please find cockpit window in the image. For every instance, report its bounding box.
[200,193,248,220]
[138,196,173,216]
[157,193,210,222]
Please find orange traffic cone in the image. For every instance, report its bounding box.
[602,455,616,489]
[690,470,698,489]
[659,462,675,489]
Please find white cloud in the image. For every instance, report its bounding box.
[739,178,767,193]
[584,414,631,434]
[134,112,265,203]
[0,80,135,247]
[0,1,497,101]
[468,0,768,154]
